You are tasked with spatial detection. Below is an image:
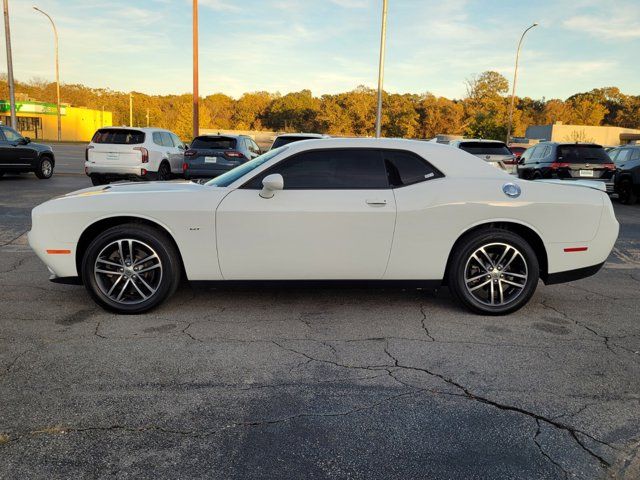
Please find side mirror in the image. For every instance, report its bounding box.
[259,173,284,199]
[178,144,186,150]
[18,137,30,145]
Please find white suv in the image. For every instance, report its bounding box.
[85,127,187,185]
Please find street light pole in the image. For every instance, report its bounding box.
[375,0,388,138]
[3,0,17,130]
[33,6,61,141]
[192,0,199,139]
[506,22,538,144]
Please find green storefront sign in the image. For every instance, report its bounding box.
[0,100,66,116]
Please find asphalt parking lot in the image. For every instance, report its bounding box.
[1,172,639,479]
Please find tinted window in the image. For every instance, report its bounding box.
[2,127,22,142]
[191,136,237,149]
[520,147,535,163]
[206,146,289,187]
[459,141,511,155]
[607,149,619,162]
[92,129,145,144]
[382,149,442,187]
[170,133,183,148]
[631,149,640,161]
[152,132,163,146]
[271,136,319,149]
[245,149,388,190]
[557,145,610,164]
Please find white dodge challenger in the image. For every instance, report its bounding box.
[28,138,619,315]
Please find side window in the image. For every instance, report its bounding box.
[159,132,174,147]
[2,127,22,142]
[616,149,632,164]
[244,149,388,190]
[251,139,260,153]
[531,146,543,160]
[381,149,442,187]
[0,129,7,142]
[631,149,640,161]
[170,133,183,148]
[607,149,619,162]
[152,132,163,146]
[520,147,533,163]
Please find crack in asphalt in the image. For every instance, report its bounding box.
[540,300,617,355]
[419,305,435,342]
[2,389,422,444]
[93,321,107,339]
[270,339,617,468]
[0,349,32,379]
[0,256,29,274]
[181,322,202,343]
[533,419,570,479]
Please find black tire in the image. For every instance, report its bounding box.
[157,162,171,181]
[618,179,637,205]
[91,175,109,186]
[447,228,539,315]
[531,171,543,180]
[34,156,54,179]
[81,223,182,314]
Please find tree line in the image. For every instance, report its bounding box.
[2,71,639,141]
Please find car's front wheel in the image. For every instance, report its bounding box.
[447,229,539,315]
[81,224,182,314]
[34,157,54,179]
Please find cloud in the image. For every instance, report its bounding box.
[328,0,369,8]
[198,0,240,12]
[563,14,640,40]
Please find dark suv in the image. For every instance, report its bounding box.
[609,145,640,204]
[516,142,614,192]
[182,135,261,180]
[0,125,55,179]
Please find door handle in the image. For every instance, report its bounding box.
[366,199,387,206]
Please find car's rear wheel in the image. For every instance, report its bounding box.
[157,162,171,181]
[447,229,539,315]
[34,157,54,179]
[618,179,637,205]
[91,175,109,186]
[81,224,181,314]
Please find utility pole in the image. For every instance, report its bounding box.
[2,0,17,130]
[375,0,388,138]
[33,6,61,141]
[129,93,133,127]
[192,0,199,138]
[506,22,538,144]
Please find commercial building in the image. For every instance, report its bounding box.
[0,99,113,142]
[525,122,640,147]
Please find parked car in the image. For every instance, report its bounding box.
[0,125,55,179]
[29,138,618,316]
[182,134,260,180]
[449,139,517,173]
[85,127,187,186]
[270,133,328,150]
[516,142,615,193]
[609,144,640,204]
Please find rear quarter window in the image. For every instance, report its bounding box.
[92,129,145,145]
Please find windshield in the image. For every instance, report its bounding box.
[558,145,610,164]
[459,141,512,156]
[191,136,236,149]
[205,146,289,187]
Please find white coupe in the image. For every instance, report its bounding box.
[28,138,619,315]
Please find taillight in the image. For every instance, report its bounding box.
[550,162,570,170]
[225,150,246,159]
[85,145,94,161]
[134,147,149,163]
[182,162,188,172]
[184,149,197,157]
[603,163,616,170]
[141,168,147,176]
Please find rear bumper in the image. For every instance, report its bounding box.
[544,262,604,285]
[184,166,235,178]
[85,163,158,181]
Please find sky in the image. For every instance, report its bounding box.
[2,0,639,100]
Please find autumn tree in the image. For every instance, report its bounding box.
[265,89,320,132]
[463,71,510,140]
[416,93,464,138]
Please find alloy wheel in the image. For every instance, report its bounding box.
[93,239,163,305]
[464,242,528,306]
[41,159,53,177]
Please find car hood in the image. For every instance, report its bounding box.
[63,181,207,198]
[28,141,53,152]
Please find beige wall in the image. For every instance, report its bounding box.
[526,124,640,146]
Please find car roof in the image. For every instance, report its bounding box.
[276,133,327,138]
[536,141,603,147]
[97,126,170,133]
[450,139,507,145]
[195,134,241,139]
[269,137,512,180]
